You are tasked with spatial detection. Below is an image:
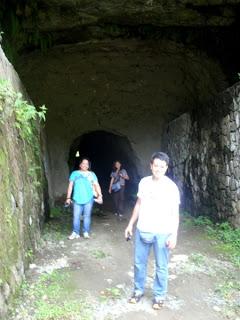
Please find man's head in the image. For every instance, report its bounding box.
[150,152,169,180]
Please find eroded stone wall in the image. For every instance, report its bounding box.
[164,83,240,227]
[16,39,227,202]
[0,46,45,316]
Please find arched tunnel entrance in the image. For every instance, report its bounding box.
[1,3,240,317]
[5,33,239,226]
[17,39,228,206]
[68,130,141,204]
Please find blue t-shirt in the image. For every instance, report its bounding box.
[70,170,98,204]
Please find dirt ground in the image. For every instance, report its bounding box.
[7,201,240,320]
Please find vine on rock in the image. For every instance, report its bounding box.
[0,79,47,144]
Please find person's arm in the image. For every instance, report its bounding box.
[120,169,129,180]
[65,181,74,205]
[125,197,141,239]
[166,203,179,249]
[93,181,102,199]
[108,176,114,194]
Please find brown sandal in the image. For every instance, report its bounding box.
[128,293,143,304]
[152,299,164,310]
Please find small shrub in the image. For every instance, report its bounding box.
[100,286,123,302]
[0,79,46,143]
[206,222,240,267]
[189,253,205,266]
[91,249,108,259]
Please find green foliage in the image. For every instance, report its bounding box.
[181,212,213,227]
[1,6,53,63]
[215,277,240,299]
[206,222,240,267]
[34,272,87,320]
[207,222,240,245]
[0,79,47,143]
[28,165,42,188]
[189,253,205,266]
[181,213,240,268]
[193,216,213,226]
[91,249,108,259]
[42,210,71,242]
[100,286,123,302]
[9,271,91,320]
[28,30,53,52]
[24,248,34,261]
[214,274,240,318]
[49,207,63,219]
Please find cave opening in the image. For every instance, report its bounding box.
[1,1,239,223]
[68,130,141,204]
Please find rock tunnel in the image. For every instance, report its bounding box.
[1,0,240,217]
[14,39,229,204]
[1,1,240,316]
[68,130,140,198]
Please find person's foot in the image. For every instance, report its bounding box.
[152,298,164,310]
[114,212,118,216]
[128,293,144,304]
[68,232,80,240]
[83,232,90,239]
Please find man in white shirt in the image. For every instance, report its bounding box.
[125,152,180,310]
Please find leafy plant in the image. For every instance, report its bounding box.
[91,249,108,259]
[189,253,205,266]
[215,277,240,299]
[193,216,213,226]
[41,211,71,242]
[181,213,213,228]
[0,79,47,143]
[49,207,63,218]
[100,286,123,302]
[25,248,33,260]
[9,270,92,320]
[206,222,240,267]
[1,6,53,63]
[181,212,240,267]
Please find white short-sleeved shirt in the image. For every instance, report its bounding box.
[136,175,180,234]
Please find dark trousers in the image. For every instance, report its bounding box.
[112,186,125,215]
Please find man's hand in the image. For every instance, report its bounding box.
[166,235,177,250]
[125,225,133,240]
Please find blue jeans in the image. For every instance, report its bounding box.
[73,199,94,234]
[134,229,170,300]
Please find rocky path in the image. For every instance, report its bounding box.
[7,206,240,320]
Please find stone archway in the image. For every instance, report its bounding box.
[68,130,141,199]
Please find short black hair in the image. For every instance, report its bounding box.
[151,152,170,165]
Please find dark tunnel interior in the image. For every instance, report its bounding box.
[68,130,141,203]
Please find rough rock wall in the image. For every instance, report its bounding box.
[164,83,240,227]
[0,46,45,316]
[8,0,240,33]
[16,39,227,202]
